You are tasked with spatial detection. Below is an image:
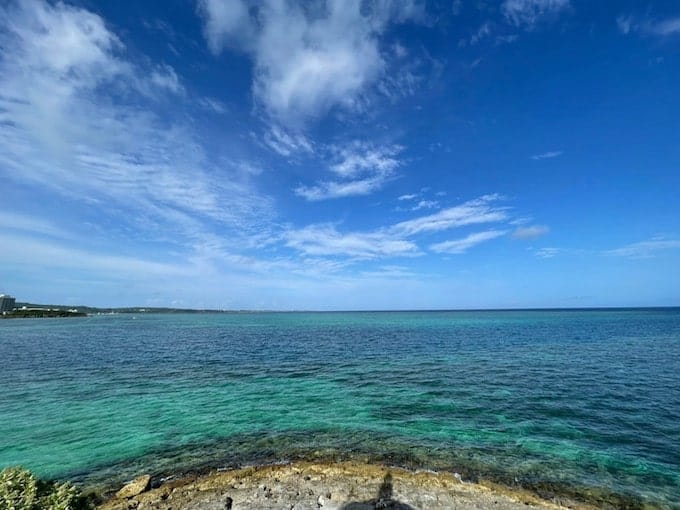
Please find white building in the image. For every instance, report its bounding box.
[0,294,16,313]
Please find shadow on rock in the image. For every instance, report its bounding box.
[341,472,416,510]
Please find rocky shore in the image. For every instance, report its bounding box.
[98,461,597,510]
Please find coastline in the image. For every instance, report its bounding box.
[96,461,610,510]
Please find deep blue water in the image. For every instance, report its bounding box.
[1,309,679,507]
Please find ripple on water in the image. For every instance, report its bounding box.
[1,309,679,508]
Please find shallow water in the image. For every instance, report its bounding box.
[1,310,679,507]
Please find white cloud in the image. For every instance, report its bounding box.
[150,64,184,95]
[535,247,560,258]
[618,15,680,37]
[295,175,392,201]
[412,200,439,211]
[616,15,633,35]
[0,233,193,277]
[360,265,417,279]
[329,142,402,178]
[198,97,228,114]
[285,224,419,259]
[295,142,402,200]
[496,34,519,44]
[512,225,549,240]
[197,0,255,54]
[197,0,423,125]
[262,124,313,157]
[390,194,508,236]
[393,42,408,58]
[1,0,127,83]
[431,230,507,254]
[470,22,492,45]
[650,17,680,36]
[285,194,510,260]
[502,0,570,28]
[603,238,680,258]
[0,211,73,240]
[531,150,563,160]
[398,193,418,201]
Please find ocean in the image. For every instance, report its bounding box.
[1,310,679,507]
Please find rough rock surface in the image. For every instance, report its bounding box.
[100,462,595,510]
[115,474,151,499]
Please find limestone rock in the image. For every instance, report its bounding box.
[116,475,151,499]
[97,462,584,510]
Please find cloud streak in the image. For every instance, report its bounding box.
[431,230,507,254]
[535,247,560,258]
[390,194,508,236]
[284,224,419,259]
[284,194,511,259]
[618,15,680,37]
[603,238,680,258]
[502,0,570,28]
[531,150,563,160]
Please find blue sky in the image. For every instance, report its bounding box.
[1,0,679,310]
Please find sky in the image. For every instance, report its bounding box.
[1,0,679,310]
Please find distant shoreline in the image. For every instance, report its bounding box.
[7,302,680,316]
[0,309,86,319]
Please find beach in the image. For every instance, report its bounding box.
[99,461,592,510]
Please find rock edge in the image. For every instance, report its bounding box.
[101,461,596,510]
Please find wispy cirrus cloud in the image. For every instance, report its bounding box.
[329,141,403,178]
[261,125,314,157]
[535,247,560,258]
[616,16,634,35]
[0,232,194,277]
[411,200,439,211]
[284,224,419,259]
[198,97,228,114]
[150,64,184,95]
[617,15,680,37]
[647,17,680,36]
[458,0,569,49]
[390,194,508,236]
[502,0,570,29]
[398,193,418,201]
[284,194,511,259]
[295,142,402,200]
[531,150,563,160]
[294,176,392,201]
[0,212,74,240]
[431,230,507,254]
[461,21,493,47]
[0,0,274,259]
[603,237,680,258]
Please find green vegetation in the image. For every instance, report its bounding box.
[0,467,92,510]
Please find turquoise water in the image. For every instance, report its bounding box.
[1,310,679,507]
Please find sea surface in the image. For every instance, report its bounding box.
[1,310,679,508]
